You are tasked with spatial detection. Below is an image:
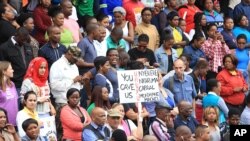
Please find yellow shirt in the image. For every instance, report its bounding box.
[172,27,183,57]
[135,22,160,51]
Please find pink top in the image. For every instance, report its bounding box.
[60,105,91,141]
[63,18,80,43]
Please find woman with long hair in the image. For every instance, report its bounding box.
[0,61,18,126]
[87,85,111,115]
[189,12,207,40]
[20,57,56,118]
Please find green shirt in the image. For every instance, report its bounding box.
[106,36,126,51]
[76,0,94,16]
[87,103,95,115]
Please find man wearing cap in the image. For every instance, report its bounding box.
[149,104,175,141]
[49,46,83,108]
[106,109,122,133]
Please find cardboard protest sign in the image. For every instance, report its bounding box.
[118,69,160,103]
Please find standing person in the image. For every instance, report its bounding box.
[235,34,249,82]
[0,27,34,104]
[233,0,250,30]
[77,24,100,75]
[233,14,250,44]
[16,13,39,57]
[48,6,74,47]
[183,33,206,68]
[202,79,229,124]
[87,86,111,115]
[33,0,52,46]
[178,0,201,33]
[49,46,82,109]
[20,57,56,118]
[155,33,178,75]
[113,6,134,51]
[221,17,237,50]
[128,34,158,68]
[0,61,18,126]
[135,7,160,51]
[203,0,224,32]
[16,91,39,137]
[202,106,221,141]
[82,107,110,141]
[38,26,67,69]
[0,3,19,45]
[163,59,197,107]
[0,108,20,141]
[93,56,113,102]
[188,12,207,40]
[201,24,230,80]
[61,0,82,43]
[60,88,91,141]
[216,54,248,112]
[123,0,145,28]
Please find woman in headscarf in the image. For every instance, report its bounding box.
[20,57,56,118]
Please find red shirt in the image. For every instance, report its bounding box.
[123,0,144,28]
[216,69,247,105]
[178,4,201,33]
[33,5,52,46]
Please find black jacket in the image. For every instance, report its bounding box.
[0,38,34,88]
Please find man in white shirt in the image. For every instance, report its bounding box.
[49,46,83,109]
[94,26,108,56]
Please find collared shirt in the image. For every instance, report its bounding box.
[149,118,171,141]
[163,73,197,104]
[183,45,206,68]
[106,36,126,51]
[240,106,250,125]
[49,55,81,104]
[77,37,97,74]
[82,122,110,141]
[201,38,230,72]
[155,45,178,74]
[38,42,67,68]
[174,115,199,133]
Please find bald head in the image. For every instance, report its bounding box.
[174,59,185,79]
[175,125,192,141]
[142,135,157,141]
[91,107,107,126]
[178,101,193,118]
[178,101,191,109]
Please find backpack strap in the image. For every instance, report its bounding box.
[151,119,169,141]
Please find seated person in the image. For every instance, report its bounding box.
[107,27,126,51]
[21,118,46,141]
[128,34,158,67]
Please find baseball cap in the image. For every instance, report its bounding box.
[108,109,122,117]
[155,103,173,110]
[67,46,81,59]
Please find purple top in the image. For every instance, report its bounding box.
[0,83,18,126]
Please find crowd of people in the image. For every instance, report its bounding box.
[0,0,250,141]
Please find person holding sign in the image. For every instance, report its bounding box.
[60,88,91,141]
[93,56,114,102]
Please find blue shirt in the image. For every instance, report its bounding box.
[233,26,250,43]
[236,48,249,70]
[183,45,206,68]
[38,42,67,69]
[233,2,250,30]
[78,37,97,74]
[82,122,110,141]
[240,106,250,125]
[202,92,229,123]
[174,115,198,133]
[204,10,224,32]
[221,30,237,50]
[99,0,122,23]
[154,45,178,74]
[163,74,197,104]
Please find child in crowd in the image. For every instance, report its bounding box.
[179,18,191,44]
[202,106,221,141]
[21,118,46,141]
